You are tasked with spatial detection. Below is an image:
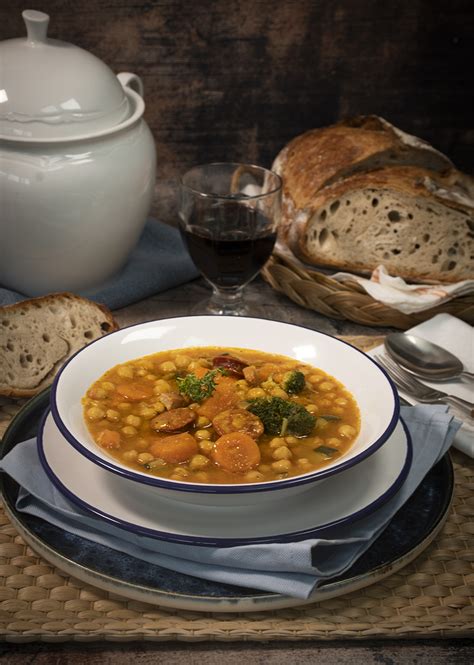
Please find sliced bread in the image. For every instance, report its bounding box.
[285,166,474,284]
[0,293,118,397]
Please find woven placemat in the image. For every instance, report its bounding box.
[262,252,474,330]
[0,336,473,642]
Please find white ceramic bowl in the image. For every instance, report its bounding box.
[51,316,399,506]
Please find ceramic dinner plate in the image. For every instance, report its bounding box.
[38,411,412,546]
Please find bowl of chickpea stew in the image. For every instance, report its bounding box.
[51,317,399,505]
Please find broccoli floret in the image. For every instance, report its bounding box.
[176,369,221,402]
[247,396,316,437]
[283,370,305,395]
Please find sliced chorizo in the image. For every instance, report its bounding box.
[159,391,186,410]
[212,355,247,378]
[212,408,264,439]
[151,407,197,433]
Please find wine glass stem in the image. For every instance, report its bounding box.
[208,286,245,315]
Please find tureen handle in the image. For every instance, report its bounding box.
[117,72,144,99]
[23,9,50,44]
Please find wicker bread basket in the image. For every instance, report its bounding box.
[262,250,474,330]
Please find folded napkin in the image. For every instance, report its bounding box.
[274,243,474,315]
[0,406,459,599]
[331,265,474,315]
[369,314,474,458]
[0,218,199,310]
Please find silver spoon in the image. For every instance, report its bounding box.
[385,333,474,381]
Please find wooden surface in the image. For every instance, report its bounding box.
[2,0,473,189]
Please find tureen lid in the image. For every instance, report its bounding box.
[0,10,131,140]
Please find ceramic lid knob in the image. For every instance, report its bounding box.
[23,9,50,44]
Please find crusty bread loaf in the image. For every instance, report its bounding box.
[0,293,118,397]
[282,166,474,283]
[272,116,474,283]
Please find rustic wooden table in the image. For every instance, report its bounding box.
[2,275,473,662]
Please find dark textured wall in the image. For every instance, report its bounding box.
[2,0,473,184]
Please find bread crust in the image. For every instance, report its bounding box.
[0,293,118,398]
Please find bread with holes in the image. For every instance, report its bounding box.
[282,166,474,283]
[0,293,118,397]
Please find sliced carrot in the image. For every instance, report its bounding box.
[192,365,209,378]
[212,432,261,473]
[116,382,153,401]
[197,386,240,420]
[149,433,199,464]
[97,429,121,449]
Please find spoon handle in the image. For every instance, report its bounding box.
[445,395,474,419]
[460,370,474,381]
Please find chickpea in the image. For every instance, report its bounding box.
[153,379,171,394]
[121,425,137,437]
[118,402,132,411]
[136,405,157,419]
[285,436,299,446]
[332,407,344,415]
[106,409,120,423]
[269,437,286,449]
[195,429,212,441]
[138,359,155,370]
[145,373,157,381]
[296,458,310,467]
[258,464,271,473]
[135,438,149,451]
[270,387,288,399]
[335,397,348,406]
[122,450,138,462]
[89,387,107,400]
[136,368,148,377]
[174,354,192,369]
[152,401,166,414]
[245,470,264,482]
[125,414,141,428]
[309,374,323,384]
[194,471,209,482]
[272,459,292,473]
[339,424,356,438]
[197,415,211,428]
[87,406,105,421]
[246,387,266,399]
[160,361,176,373]
[272,446,292,461]
[326,437,342,447]
[319,381,335,392]
[305,404,318,414]
[147,458,167,469]
[189,454,210,470]
[319,399,332,408]
[235,379,249,389]
[172,466,189,478]
[199,440,214,454]
[117,366,134,379]
[101,381,115,391]
[137,452,154,464]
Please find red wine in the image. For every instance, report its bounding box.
[182,212,277,289]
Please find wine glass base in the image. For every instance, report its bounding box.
[190,297,264,318]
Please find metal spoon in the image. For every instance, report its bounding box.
[385,333,474,381]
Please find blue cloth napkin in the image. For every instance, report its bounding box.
[0,406,460,599]
[0,218,199,310]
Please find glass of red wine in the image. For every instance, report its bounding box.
[179,162,282,316]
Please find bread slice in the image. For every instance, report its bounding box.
[286,167,474,284]
[0,293,118,397]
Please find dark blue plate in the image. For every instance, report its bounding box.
[0,389,454,612]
